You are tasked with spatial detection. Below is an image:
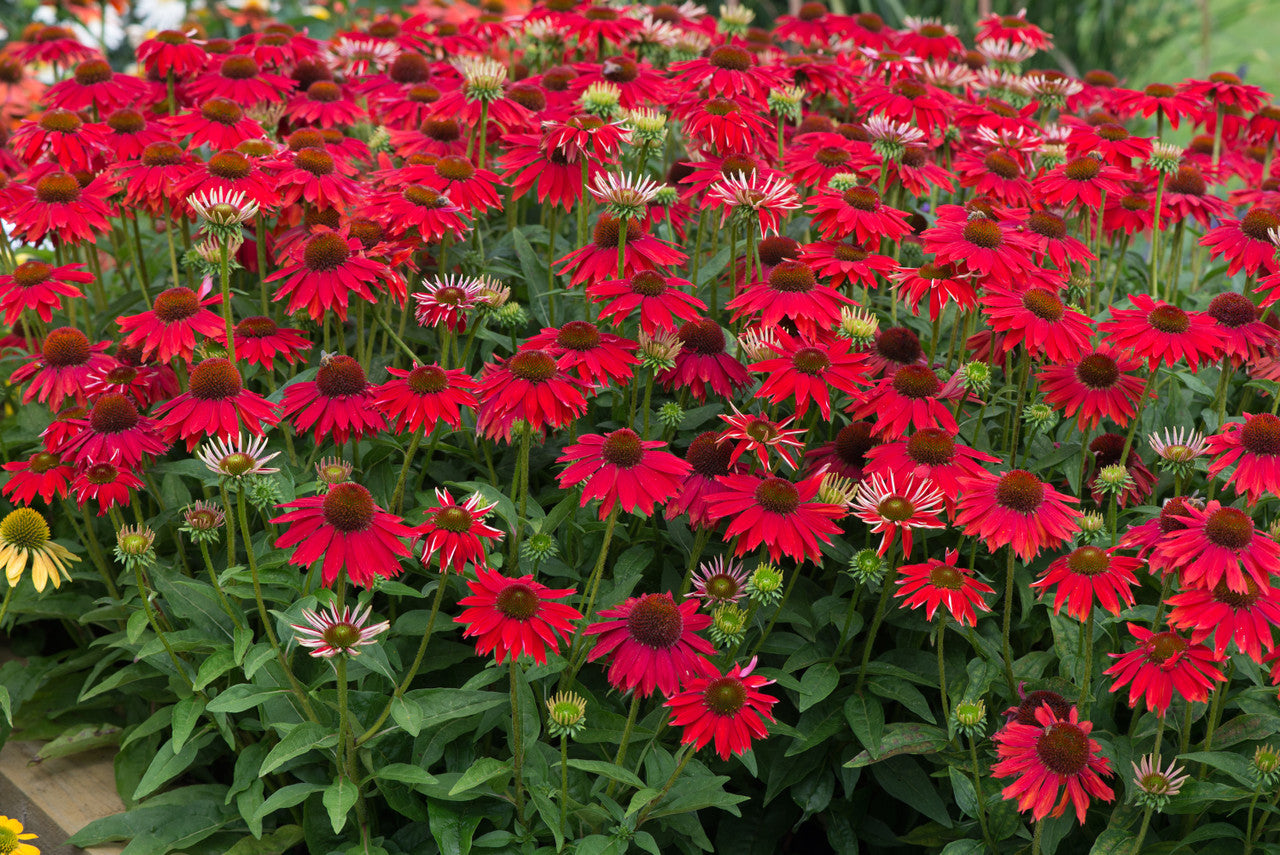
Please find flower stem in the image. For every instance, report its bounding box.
[197,540,243,630]
[134,563,195,690]
[0,586,13,629]
[968,736,995,850]
[857,547,899,693]
[559,734,570,841]
[219,241,236,362]
[561,507,621,688]
[606,693,641,798]
[1080,609,1095,718]
[937,617,949,725]
[128,216,152,303]
[1001,547,1019,695]
[507,428,532,572]
[509,659,527,825]
[391,429,426,516]
[635,745,694,828]
[749,563,800,661]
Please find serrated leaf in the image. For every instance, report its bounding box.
[845,723,948,767]
[323,779,359,833]
[799,662,840,712]
[844,694,883,757]
[259,722,337,776]
[447,757,510,796]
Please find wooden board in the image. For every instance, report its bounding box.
[0,739,125,855]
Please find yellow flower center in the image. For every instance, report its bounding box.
[1,507,50,549]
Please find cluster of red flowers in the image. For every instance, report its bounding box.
[5,0,1280,826]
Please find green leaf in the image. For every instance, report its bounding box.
[867,676,936,724]
[566,758,646,790]
[259,722,337,776]
[1088,829,1137,854]
[35,723,122,761]
[447,757,511,796]
[223,825,305,855]
[527,785,565,853]
[871,755,952,828]
[1179,751,1255,787]
[133,733,213,800]
[376,763,439,786]
[941,842,986,855]
[193,648,236,691]
[799,662,839,712]
[843,694,883,757]
[0,685,9,726]
[427,801,483,855]
[396,689,508,737]
[171,696,205,753]
[251,783,325,826]
[1211,714,1280,749]
[323,779,359,834]
[69,791,234,855]
[845,723,949,767]
[206,684,292,714]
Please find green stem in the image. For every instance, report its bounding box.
[560,735,569,842]
[635,745,695,829]
[606,693,641,798]
[1032,819,1043,855]
[220,241,235,362]
[510,660,526,825]
[1001,548,1019,695]
[857,547,899,693]
[129,215,152,303]
[391,429,426,516]
[197,540,243,630]
[561,507,621,688]
[831,585,862,664]
[477,101,490,171]
[0,586,14,629]
[221,483,237,570]
[1080,610,1095,718]
[748,563,800,661]
[134,563,195,690]
[937,617,949,726]
[507,428,532,572]
[969,736,995,851]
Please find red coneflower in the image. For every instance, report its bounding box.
[475,349,589,442]
[168,98,267,151]
[718,408,807,471]
[727,260,853,339]
[524,322,639,389]
[11,109,107,172]
[851,365,964,439]
[71,461,145,515]
[99,109,170,164]
[0,260,91,325]
[656,318,751,403]
[413,275,484,332]
[137,30,207,78]
[803,240,897,294]
[417,488,505,574]
[269,229,387,323]
[895,549,995,627]
[1104,623,1225,714]
[1206,292,1277,364]
[1206,413,1280,502]
[115,141,196,216]
[681,96,775,155]
[588,270,707,335]
[981,285,1095,364]
[117,285,224,364]
[852,473,946,557]
[705,472,844,565]
[1037,349,1148,431]
[285,80,367,128]
[455,568,582,664]
[808,185,912,245]
[890,261,978,322]
[688,556,750,606]
[556,214,686,289]
[10,327,113,410]
[1152,500,1280,594]
[921,208,1035,289]
[502,131,602,211]
[373,364,478,434]
[1036,155,1128,212]
[1160,165,1231,228]
[59,393,169,469]
[1167,578,1280,661]
[154,358,281,450]
[669,43,785,101]
[1111,82,1201,129]
[290,602,391,659]
[280,355,387,445]
[557,428,691,519]
[667,432,739,530]
[585,592,716,698]
[1099,294,1225,372]
[223,316,312,371]
[1031,546,1141,621]
[1201,207,1280,277]
[991,704,1114,823]
[956,469,1081,561]
[666,657,778,760]
[274,147,363,212]
[750,330,868,420]
[8,170,114,246]
[188,53,292,106]
[863,428,999,516]
[272,482,415,588]
[422,155,503,216]
[1,452,73,506]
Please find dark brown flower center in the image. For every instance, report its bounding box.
[495,582,539,620]
[703,98,740,117]
[995,470,1045,513]
[677,319,726,355]
[508,350,558,382]
[406,365,448,394]
[812,146,849,168]
[188,358,242,400]
[39,108,82,133]
[152,286,200,322]
[1207,292,1256,328]
[630,270,667,296]
[1168,166,1206,196]
[874,327,921,364]
[892,365,941,399]
[73,58,113,85]
[322,482,376,532]
[408,83,442,103]
[1148,631,1187,663]
[603,56,638,83]
[792,347,829,374]
[1241,208,1280,242]
[720,153,758,177]
[981,151,1021,179]
[1204,506,1253,550]
[1213,576,1261,609]
[35,173,81,204]
[435,155,476,182]
[840,185,879,210]
[307,81,342,102]
[768,260,816,293]
[754,477,800,514]
[142,141,184,166]
[90,393,140,433]
[1075,354,1120,389]
[236,315,278,338]
[403,184,450,208]
[1014,690,1071,725]
[287,128,325,150]
[315,355,368,397]
[1241,413,1280,455]
[556,321,601,351]
[106,108,145,134]
[303,232,351,271]
[929,564,965,591]
[686,431,731,476]
[28,451,59,473]
[906,428,955,465]
[42,326,91,366]
[12,260,52,287]
[294,148,335,176]
[1065,546,1109,576]
[709,45,752,71]
[200,97,244,124]
[626,593,684,648]
[220,55,259,79]
[601,428,645,467]
[1147,304,1190,334]
[963,218,1002,248]
[1022,287,1066,322]
[592,215,643,249]
[208,150,252,180]
[85,462,120,485]
[703,676,747,715]
[1036,723,1089,775]
[1026,211,1066,240]
[1064,157,1102,182]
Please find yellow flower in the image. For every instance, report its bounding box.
[0,508,79,593]
[0,815,40,855]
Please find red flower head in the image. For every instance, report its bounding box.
[1201,207,1280,277]
[718,408,807,472]
[420,154,502,216]
[557,429,691,520]
[0,260,91,325]
[991,704,1114,824]
[417,488,505,574]
[667,432,740,530]
[705,472,844,565]
[585,592,716,698]
[137,30,208,78]
[981,285,1095,364]
[803,240,897,294]
[890,261,978,322]
[188,53,292,106]
[1104,623,1225,714]
[808,185,912,245]
[1032,546,1140,621]
[117,285,224,364]
[8,170,113,246]
[1167,577,1280,661]
[1160,165,1231,228]
[1152,500,1280,595]
[851,365,964,439]
[413,275,484,333]
[154,358,281,450]
[956,469,1081,561]
[475,349,589,442]
[852,473,946,558]
[1035,155,1128,212]
[280,355,387,445]
[268,229,388,323]
[115,141,197,215]
[666,657,778,760]
[863,428,999,518]
[373,364,478,434]
[501,131,603,212]
[455,568,582,664]
[895,548,995,627]
[1037,349,1148,431]
[223,316,312,371]
[523,322,639,389]
[921,208,1035,289]
[588,270,707,335]
[2,452,73,506]
[1206,413,1280,503]
[680,96,775,155]
[669,43,785,101]
[168,98,266,151]
[1098,294,1225,372]
[11,108,108,172]
[272,482,415,588]
[1206,292,1277,364]
[10,327,113,410]
[750,330,868,420]
[59,393,169,469]
[976,10,1054,50]
[285,81,367,128]
[71,461,145,515]
[555,214,686,289]
[726,260,853,340]
[657,318,751,403]
[367,181,467,243]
